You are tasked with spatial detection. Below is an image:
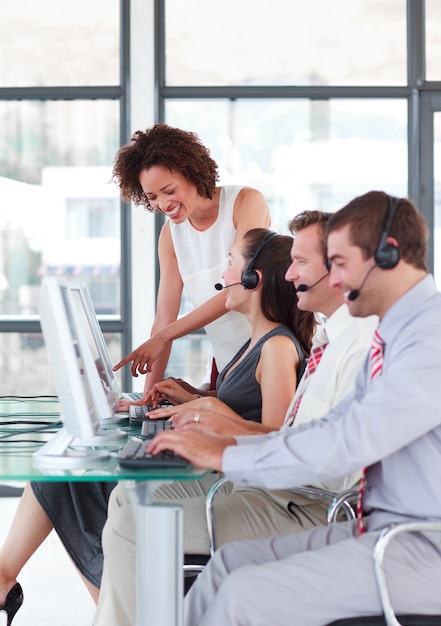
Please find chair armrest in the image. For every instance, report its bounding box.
[284,485,340,502]
[373,520,441,626]
[327,489,358,524]
[206,480,358,557]
[206,475,231,555]
[286,486,358,524]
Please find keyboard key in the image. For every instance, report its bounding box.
[140,419,173,439]
[129,402,173,426]
[117,438,189,469]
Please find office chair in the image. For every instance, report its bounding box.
[183,554,209,594]
[324,519,441,626]
[204,481,441,624]
[206,477,358,553]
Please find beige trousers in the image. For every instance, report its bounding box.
[93,478,329,626]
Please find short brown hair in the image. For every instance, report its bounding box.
[111,124,219,211]
[327,190,428,271]
[288,210,332,265]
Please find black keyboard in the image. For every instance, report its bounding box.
[129,402,173,426]
[117,437,189,469]
[140,419,173,439]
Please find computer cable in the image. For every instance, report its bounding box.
[0,413,60,419]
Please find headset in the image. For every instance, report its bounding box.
[241,230,279,289]
[374,194,401,270]
[325,195,400,275]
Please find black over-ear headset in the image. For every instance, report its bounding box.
[241,230,279,289]
[375,194,401,270]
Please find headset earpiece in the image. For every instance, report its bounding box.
[375,241,400,269]
[241,268,261,289]
[374,195,401,270]
[241,231,279,289]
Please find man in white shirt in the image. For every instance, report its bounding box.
[93,210,377,626]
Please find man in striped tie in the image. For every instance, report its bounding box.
[152,190,441,626]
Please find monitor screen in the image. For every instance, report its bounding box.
[39,277,111,439]
[67,283,120,415]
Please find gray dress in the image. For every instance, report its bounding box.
[31,324,306,588]
[217,326,306,422]
[31,481,115,587]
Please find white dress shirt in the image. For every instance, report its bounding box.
[286,305,377,431]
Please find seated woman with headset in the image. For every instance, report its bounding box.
[148,229,312,423]
[0,228,315,620]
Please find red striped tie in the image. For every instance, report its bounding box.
[285,334,328,426]
[356,329,385,535]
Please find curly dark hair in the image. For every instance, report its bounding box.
[111,124,219,211]
[242,228,315,356]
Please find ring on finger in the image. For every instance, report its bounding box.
[193,413,201,423]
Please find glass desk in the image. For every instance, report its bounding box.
[0,399,209,626]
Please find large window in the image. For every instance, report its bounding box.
[164,0,408,87]
[156,0,441,382]
[2,1,441,395]
[165,98,408,232]
[426,0,441,81]
[0,0,129,396]
[0,0,120,87]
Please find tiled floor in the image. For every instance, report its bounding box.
[0,496,96,626]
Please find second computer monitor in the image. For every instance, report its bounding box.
[67,282,121,412]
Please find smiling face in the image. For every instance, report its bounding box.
[284,223,335,316]
[327,224,383,318]
[221,241,248,312]
[139,165,201,223]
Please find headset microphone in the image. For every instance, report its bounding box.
[296,273,329,293]
[214,282,243,291]
[347,265,376,301]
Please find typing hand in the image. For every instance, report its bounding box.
[147,430,236,471]
[148,396,214,421]
[150,378,195,406]
[169,398,259,437]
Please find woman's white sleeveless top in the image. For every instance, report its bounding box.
[169,185,251,370]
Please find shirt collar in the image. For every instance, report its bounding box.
[324,303,355,344]
[378,274,437,345]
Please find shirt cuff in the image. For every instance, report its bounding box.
[234,434,271,446]
[222,440,261,484]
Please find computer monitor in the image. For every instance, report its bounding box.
[66,282,121,414]
[67,282,141,407]
[33,277,126,470]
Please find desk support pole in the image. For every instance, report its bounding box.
[127,480,184,626]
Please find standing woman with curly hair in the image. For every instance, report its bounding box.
[111,124,271,401]
[0,127,272,614]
